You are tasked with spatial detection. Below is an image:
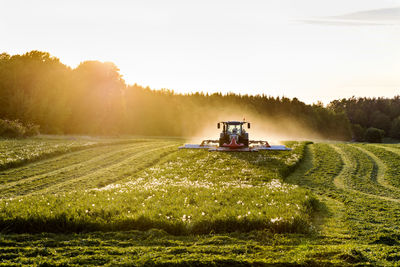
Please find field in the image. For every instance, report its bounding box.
[1,137,400,265]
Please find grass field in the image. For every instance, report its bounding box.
[1,137,400,265]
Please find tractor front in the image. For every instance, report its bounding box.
[218,121,250,148]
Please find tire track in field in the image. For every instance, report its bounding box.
[352,145,400,193]
[0,139,150,172]
[331,144,400,203]
[375,144,400,158]
[362,144,400,190]
[0,141,152,185]
[284,144,313,186]
[0,141,173,196]
[377,145,400,152]
[286,144,351,240]
[0,142,176,197]
[330,145,347,190]
[28,143,178,195]
[0,142,155,189]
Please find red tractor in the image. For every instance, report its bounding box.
[180,121,290,152]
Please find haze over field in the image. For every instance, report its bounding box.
[3,2,400,265]
[2,0,399,104]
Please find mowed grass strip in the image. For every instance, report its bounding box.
[5,142,400,265]
[0,230,385,266]
[291,144,400,243]
[0,141,320,235]
[332,144,400,200]
[0,137,144,171]
[0,141,154,186]
[356,144,400,189]
[0,141,178,197]
[286,143,342,195]
[38,142,179,194]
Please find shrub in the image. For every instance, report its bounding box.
[364,127,384,143]
[24,123,40,137]
[0,119,40,138]
[351,124,365,142]
[0,119,25,138]
[389,116,400,140]
[370,110,391,133]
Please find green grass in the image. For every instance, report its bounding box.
[333,144,400,200]
[2,138,400,265]
[0,141,317,235]
[357,144,400,189]
[0,140,177,197]
[0,230,386,266]
[0,136,153,171]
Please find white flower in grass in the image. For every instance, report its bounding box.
[270,217,283,223]
[85,210,89,213]
[201,212,205,216]
[182,214,187,222]
[92,204,95,207]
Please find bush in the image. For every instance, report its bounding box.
[364,127,384,143]
[351,124,365,142]
[25,123,40,137]
[0,119,39,138]
[389,116,400,140]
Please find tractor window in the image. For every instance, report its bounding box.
[227,124,241,134]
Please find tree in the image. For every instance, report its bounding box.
[364,127,384,143]
[351,124,365,142]
[389,116,400,139]
[370,110,391,133]
[0,50,356,139]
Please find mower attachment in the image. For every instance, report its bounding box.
[178,121,291,152]
[179,144,291,152]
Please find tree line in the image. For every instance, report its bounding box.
[1,50,394,141]
[329,97,400,142]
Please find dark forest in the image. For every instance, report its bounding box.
[0,51,398,141]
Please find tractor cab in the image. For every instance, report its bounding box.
[227,124,242,134]
[217,121,250,148]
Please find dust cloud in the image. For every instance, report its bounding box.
[186,107,323,145]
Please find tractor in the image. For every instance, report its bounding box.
[179,120,290,152]
[218,121,249,148]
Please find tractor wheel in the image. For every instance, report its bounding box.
[219,138,224,147]
[243,139,249,147]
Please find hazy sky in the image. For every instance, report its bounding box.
[2,0,400,104]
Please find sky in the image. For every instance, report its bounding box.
[2,0,400,104]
